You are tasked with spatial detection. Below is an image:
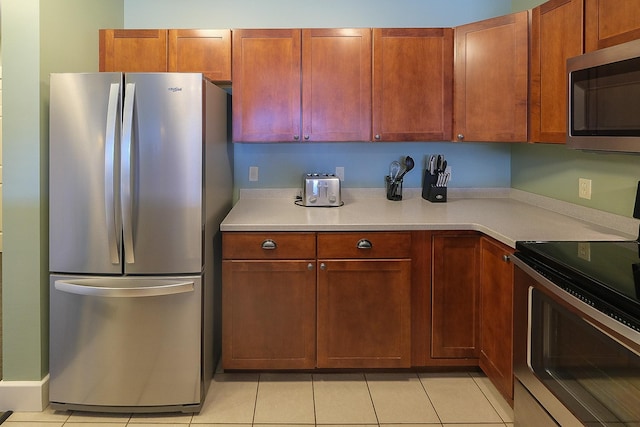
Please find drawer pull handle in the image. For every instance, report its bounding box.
[261,239,277,250]
[356,239,372,250]
[503,254,511,263]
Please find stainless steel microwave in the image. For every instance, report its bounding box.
[567,38,640,153]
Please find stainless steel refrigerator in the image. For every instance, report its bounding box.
[48,72,232,413]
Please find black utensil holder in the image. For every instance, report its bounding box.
[385,175,403,201]
[422,171,447,203]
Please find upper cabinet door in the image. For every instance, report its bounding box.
[232,29,302,142]
[453,11,529,143]
[585,0,640,52]
[99,29,168,72]
[530,0,584,144]
[302,29,372,142]
[372,28,453,142]
[168,29,231,82]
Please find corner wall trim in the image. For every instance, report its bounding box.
[0,375,49,411]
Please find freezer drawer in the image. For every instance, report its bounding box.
[49,275,202,412]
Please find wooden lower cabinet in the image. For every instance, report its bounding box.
[222,232,317,369]
[317,259,412,368]
[479,237,515,402]
[317,232,413,368]
[431,232,481,361]
[222,229,515,397]
[222,231,413,369]
[222,260,316,369]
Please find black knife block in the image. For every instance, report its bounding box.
[422,170,447,203]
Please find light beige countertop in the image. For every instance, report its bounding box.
[221,188,637,248]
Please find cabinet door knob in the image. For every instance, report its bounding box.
[457,133,464,141]
[356,239,373,249]
[503,254,510,262]
[261,239,277,250]
[374,134,381,140]
[304,134,310,140]
[320,263,327,270]
[308,263,314,271]
[293,134,300,140]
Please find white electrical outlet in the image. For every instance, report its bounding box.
[579,178,592,200]
[578,242,591,261]
[336,166,345,181]
[249,166,259,182]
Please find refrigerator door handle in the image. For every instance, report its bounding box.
[54,279,195,298]
[105,83,121,265]
[121,83,136,265]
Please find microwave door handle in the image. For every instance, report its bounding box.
[105,83,121,265]
[54,280,194,298]
[121,83,135,265]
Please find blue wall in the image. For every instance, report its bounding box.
[234,142,510,189]
[125,0,514,190]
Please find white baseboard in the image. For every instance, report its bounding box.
[0,375,49,411]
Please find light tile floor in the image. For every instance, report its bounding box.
[4,370,514,427]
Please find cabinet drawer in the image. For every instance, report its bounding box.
[223,232,316,260]
[317,232,411,259]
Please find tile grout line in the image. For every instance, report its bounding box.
[252,373,261,426]
[470,373,510,425]
[311,373,317,427]
[363,372,381,426]
[416,371,443,426]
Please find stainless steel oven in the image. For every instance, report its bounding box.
[513,241,640,426]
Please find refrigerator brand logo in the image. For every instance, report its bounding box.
[168,87,183,92]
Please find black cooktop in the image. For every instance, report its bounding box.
[515,240,640,330]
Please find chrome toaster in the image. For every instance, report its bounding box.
[302,173,342,207]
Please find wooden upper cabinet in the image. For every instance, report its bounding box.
[232,28,371,142]
[302,28,372,142]
[453,11,529,143]
[530,0,584,144]
[99,29,168,72]
[232,29,302,142]
[168,29,231,82]
[586,0,640,51]
[372,28,453,142]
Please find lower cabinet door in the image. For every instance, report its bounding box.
[479,237,514,401]
[317,259,412,368]
[222,260,316,369]
[431,233,481,359]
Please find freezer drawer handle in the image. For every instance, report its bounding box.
[54,279,194,298]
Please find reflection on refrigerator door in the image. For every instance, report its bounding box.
[48,72,232,413]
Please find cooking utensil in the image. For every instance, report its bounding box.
[389,161,401,180]
[395,156,415,181]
